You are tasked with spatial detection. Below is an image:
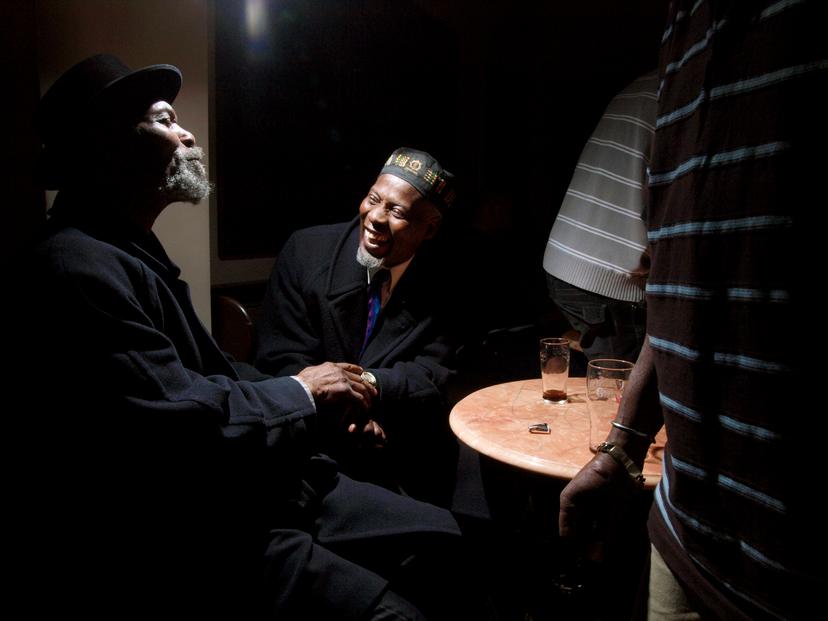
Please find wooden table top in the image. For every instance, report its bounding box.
[449,377,666,489]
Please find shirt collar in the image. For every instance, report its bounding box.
[367,255,413,296]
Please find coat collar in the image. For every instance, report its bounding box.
[47,194,235,377]
[325,217,366,298]
[48,191,183,282]
[325,218,368,359]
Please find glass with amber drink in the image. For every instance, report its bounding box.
[539,337,570,403]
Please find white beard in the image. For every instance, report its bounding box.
[162,146,211,204]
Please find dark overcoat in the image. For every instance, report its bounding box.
[256,218,457,500]
[12,201,459,619]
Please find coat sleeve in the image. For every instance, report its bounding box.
[45,240,317,459]
[256,231,325,376]
[369,331,454,424]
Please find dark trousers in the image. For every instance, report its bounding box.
[546,274,646,363]
[264,456,496,620]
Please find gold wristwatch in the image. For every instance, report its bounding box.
[360,371,378,389]
[596,441,646,487]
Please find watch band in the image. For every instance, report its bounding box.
[597,441,646,487]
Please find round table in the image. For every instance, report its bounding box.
[449,377,666,488]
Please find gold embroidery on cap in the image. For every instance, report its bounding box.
[383,151,453,208]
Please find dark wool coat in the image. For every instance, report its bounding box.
[12,201,459,619]
[256,218,457,501]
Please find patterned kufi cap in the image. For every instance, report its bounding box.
[380,148,456,211]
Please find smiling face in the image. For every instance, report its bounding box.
[358,173,442,268]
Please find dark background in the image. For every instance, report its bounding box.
[2,0,667,337]
[214,0,666,330]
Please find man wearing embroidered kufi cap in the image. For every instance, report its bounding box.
[257,147,459,505]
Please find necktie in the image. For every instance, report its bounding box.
[361,269,389,355]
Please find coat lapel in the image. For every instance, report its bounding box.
[360,254,429,366]
[360,297,417,366]
[326,218,368,360]
[124,234,238,378]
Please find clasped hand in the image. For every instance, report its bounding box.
[296,362,385,446]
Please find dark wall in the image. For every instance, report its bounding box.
[2,0,666,334]
[1,0,46,272]
[214,0,665,330]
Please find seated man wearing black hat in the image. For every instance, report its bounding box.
[17,54,471,620]
[256,149,458,504]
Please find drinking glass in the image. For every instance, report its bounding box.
[587,359,635,451]
[539,337,570,404]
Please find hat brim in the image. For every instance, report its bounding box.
[95,63,182,115]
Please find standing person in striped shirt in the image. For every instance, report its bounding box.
[559,1,825,619]
[543,71,657,362]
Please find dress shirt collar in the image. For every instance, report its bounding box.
[367,255,413,302]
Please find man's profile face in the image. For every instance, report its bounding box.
[358,174,441,269]
[132,101,210,204]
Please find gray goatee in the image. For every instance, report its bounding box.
[162,146,211,204]
[356,243,384,269]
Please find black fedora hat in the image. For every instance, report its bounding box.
[38,53,182,150]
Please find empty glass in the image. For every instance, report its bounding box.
[587,359,635,451]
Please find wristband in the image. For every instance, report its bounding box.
[597,441,646,487]
[611,421,655,443]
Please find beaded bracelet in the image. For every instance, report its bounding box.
[611,420,655,444]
